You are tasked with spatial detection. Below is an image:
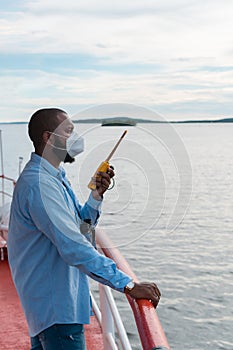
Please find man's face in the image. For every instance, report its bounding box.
[50,113,75,161]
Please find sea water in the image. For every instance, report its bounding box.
[1,122,232,350]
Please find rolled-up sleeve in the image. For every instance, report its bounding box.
[79,192,102,226]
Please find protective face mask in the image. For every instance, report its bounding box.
[47,131,84,158]
[66,131,84,157]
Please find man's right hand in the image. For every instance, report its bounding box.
[125,282,161,309]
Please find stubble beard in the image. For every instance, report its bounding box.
[53,136,75,163]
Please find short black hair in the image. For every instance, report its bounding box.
[28,108,67,148]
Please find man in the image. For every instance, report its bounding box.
[8,108,161,350]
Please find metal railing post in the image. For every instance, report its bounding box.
[99,284,117,350]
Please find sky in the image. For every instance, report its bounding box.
[1,0,233,122]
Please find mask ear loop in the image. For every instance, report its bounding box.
[45,131,67,151]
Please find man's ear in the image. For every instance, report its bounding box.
[42,131,52,145]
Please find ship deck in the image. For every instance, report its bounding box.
[0,258,104,350]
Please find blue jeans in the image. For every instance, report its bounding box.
[30,324,86,350]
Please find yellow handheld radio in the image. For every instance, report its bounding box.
[88,130,127,190]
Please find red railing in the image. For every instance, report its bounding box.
[0,174,16,184]
[0,174,16,200]
[0,175,16,186]
[96,227,170,350]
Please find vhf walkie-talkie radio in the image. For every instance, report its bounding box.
[88,130,127,190]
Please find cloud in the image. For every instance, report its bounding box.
[0,0,233,121]
[1,0,233,63]
[25,0,195,17]
[1,61,233,121]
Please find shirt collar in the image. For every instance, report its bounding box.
[30,153,66,181]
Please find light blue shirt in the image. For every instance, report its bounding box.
[7,153,131,337]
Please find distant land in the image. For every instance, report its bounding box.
[0,116,233,125]
[75,116,233,125]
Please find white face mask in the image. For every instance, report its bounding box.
[47,131,84,158]
[66,131,84,157]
